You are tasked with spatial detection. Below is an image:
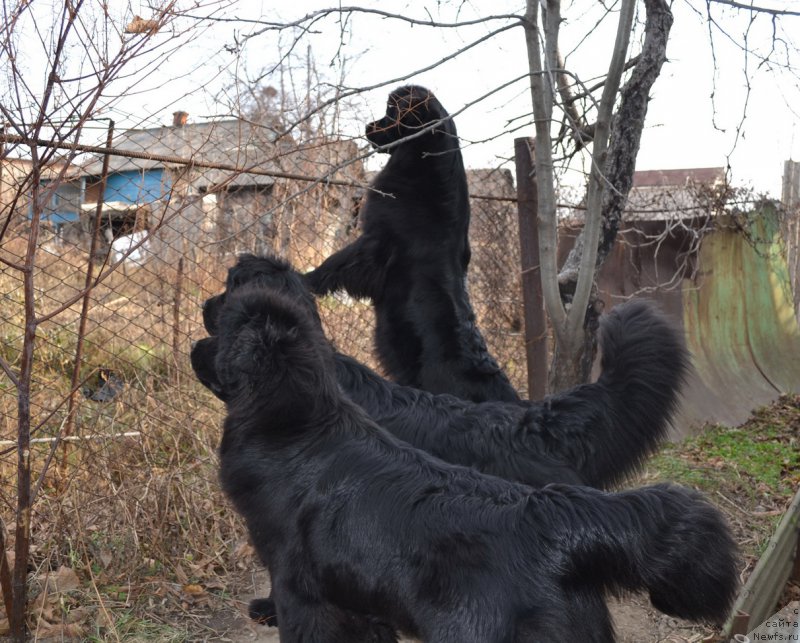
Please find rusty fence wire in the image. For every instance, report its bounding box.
[0,117,526,637]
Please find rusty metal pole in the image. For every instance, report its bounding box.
[514,137,547,400]
[172,256,184,376]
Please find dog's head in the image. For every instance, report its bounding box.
[366,85,456,152]
[203,253,320,336]
[211,286,337,408]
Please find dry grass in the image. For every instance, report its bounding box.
[0,229,245,640]
[0,216,528,640]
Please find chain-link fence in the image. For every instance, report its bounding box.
[0,117,526,637]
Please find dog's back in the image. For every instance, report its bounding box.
[196,256,687,490]
[214,288,738,643]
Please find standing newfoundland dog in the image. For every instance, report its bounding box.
[210,285,737,643]
[305,85,521,403]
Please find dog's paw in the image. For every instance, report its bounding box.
[248,596,278,626]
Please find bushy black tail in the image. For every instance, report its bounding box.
[549,483,738,623]
[548,300,690,487]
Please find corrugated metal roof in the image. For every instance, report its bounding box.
[563,167,727,223]
[625,167,726,221]
[81,119,283,188]
[632,167,725,187]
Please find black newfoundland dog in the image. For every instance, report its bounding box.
[196,254,688,490]
[193,254,694,627]
[210,285,737,643]
[304,85,520,403]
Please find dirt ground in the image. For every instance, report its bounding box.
[212,570,798,643]
[208,572,723,643]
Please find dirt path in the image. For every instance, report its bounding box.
[212,568,716,643]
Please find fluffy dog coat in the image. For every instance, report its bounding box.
[304,85,521,403]
[197,254,689,489]
[211,287,738,643]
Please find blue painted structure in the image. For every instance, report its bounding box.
[39,178,84,227]
[36,167,170,229]
[102,168,170,204]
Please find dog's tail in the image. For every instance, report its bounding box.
[547,300,690,488]
[545,482,738,623]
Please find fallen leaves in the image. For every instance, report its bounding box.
[29,566,87,639]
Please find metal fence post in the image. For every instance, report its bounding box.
[513,137,547,400]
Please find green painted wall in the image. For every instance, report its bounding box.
[680,206,800,428]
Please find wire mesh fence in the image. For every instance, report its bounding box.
[0,116,526,637]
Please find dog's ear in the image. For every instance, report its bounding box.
[190,336,229,401]
[202,293,225,335]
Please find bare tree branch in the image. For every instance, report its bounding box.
[558,0,674,290]
[708,0,800,18]
[523,0,565,331]
[565,0,636,340]
[184,6,523,32]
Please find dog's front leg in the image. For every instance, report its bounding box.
[305,236,387,300]
[272,589,398,643]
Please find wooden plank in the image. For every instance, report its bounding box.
[721,486,800,639]
[513,137,547,400]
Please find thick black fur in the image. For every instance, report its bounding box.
[193,254,691,627]
[304,85,521,403]
[211,286,738,643]
[197,253,689,490]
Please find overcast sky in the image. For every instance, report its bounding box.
[10,1,800,197]
[156,1,800,195]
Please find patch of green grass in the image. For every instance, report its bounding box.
[649,399,800,499]
[646,405,799,565]
[647,448,725,491]
[695,425,798,493]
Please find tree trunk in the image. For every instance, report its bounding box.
[548,291,604,392]
[524,0,637,391]
[553,0,673,387]
[557,0,674,302]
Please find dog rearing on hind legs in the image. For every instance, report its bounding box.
[212,285,738,643]
[305,85,521,403]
